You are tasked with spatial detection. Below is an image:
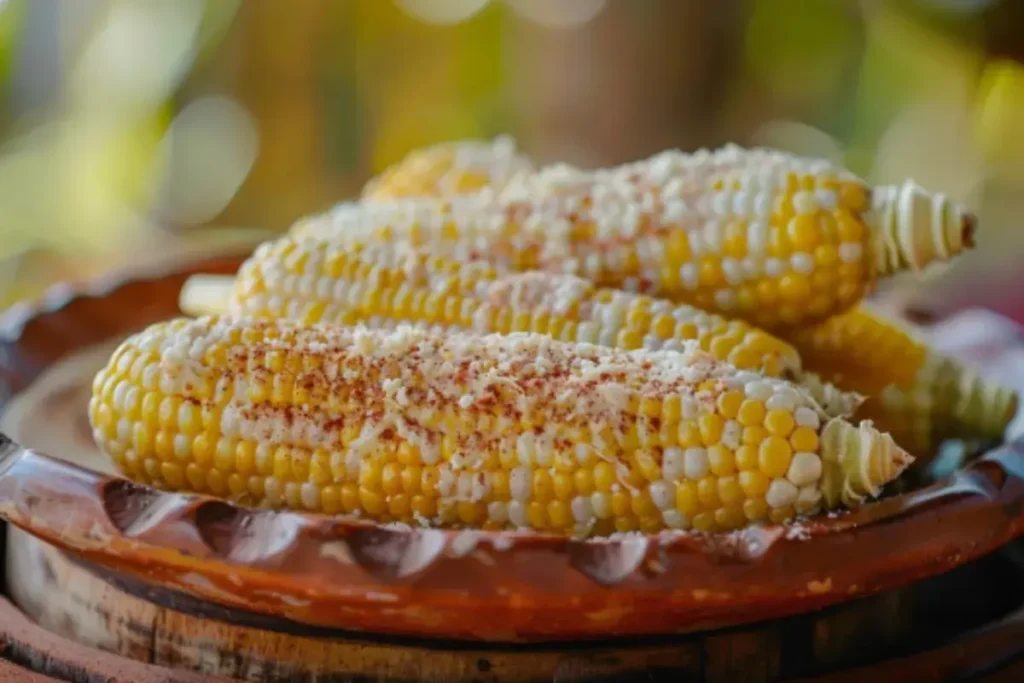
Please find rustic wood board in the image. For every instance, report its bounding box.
[0,586,227,683]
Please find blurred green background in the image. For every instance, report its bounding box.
[0,0,1023,316]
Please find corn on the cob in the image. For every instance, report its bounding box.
[230,235,801,375]
[362,136,534,201]
[88,316,910,535]
[292,145,974,329]
[178,234,859,416]
[785,305,1018,454]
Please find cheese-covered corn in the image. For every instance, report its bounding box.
[179,235,858,416]
[88,317,911,535]
[230,235,801,377]
[293,145,975,329]
[786,305,1018,454]
[362,136,534,201]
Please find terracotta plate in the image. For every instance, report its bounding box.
[2,251,1024,643]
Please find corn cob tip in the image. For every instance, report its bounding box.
[871,180,975,275]
[950,365,1020,440]
[819,418,913,509]
[362,135,534,201]
[179,275,234,318]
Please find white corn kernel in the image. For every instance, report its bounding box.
[688,231,704,257]
[797,485,823,512]
[745,380,774,401]
[516,433,535,466]
[839,242,863,263]
[683,447,709,479]
[680,264,699,290]
[766,388,799,412]
[662,509,689,529]
[815,189,838,210]
[508,501,528,527]
[721,258,743,285]
[591,491,612,519]
[794,406,821,429]
[571,496,594,523]
[764,258,785,278]
[649,481,674,510]
[747,221,768,255]
[766,479,799,509]
[510,467,531,501]
[722,420,742,450]
[714,290,737,310]
[488,501,508,523]
[704,221,723,251]
[792,191,818,215]
[662,447,685,480]
[786,452,823,487]
[790,253,814,274]
[753,193,771,218]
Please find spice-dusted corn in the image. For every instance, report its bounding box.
[295,145,975,329]
[89,316,911,536]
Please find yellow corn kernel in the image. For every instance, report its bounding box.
[758,436,793,478]
[707,445,736,477]
[715,505,746,530]
[787,214,820,251]
[737,399,766,427]
[790,426,819,453]
[699,413,725,446]
[716,390,744,420]
[718,476,743,505]
[764,410,796,437]
[675,480,700,516]
[742,425,769,446]
[735,445,758,471]
[743,497,769,521]
[739,470,770,498]
[696,476,720,508]
[692,511,717,532]
[678,421,703,448]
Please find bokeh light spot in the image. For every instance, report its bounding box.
[506,0,607,27]
[395,0,490,25]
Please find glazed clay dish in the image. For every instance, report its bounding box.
[1,251,1024,643]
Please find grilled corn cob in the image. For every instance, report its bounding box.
[231,235,801,374]
[89,317,910,535]
[179,235,858,416]
[362,136,534,201]
[786,305,1018,454]
[293,146,974,329]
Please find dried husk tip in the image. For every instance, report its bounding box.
[946,363,1020,439]
[871,180,975,275]
[819,418,914,509]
